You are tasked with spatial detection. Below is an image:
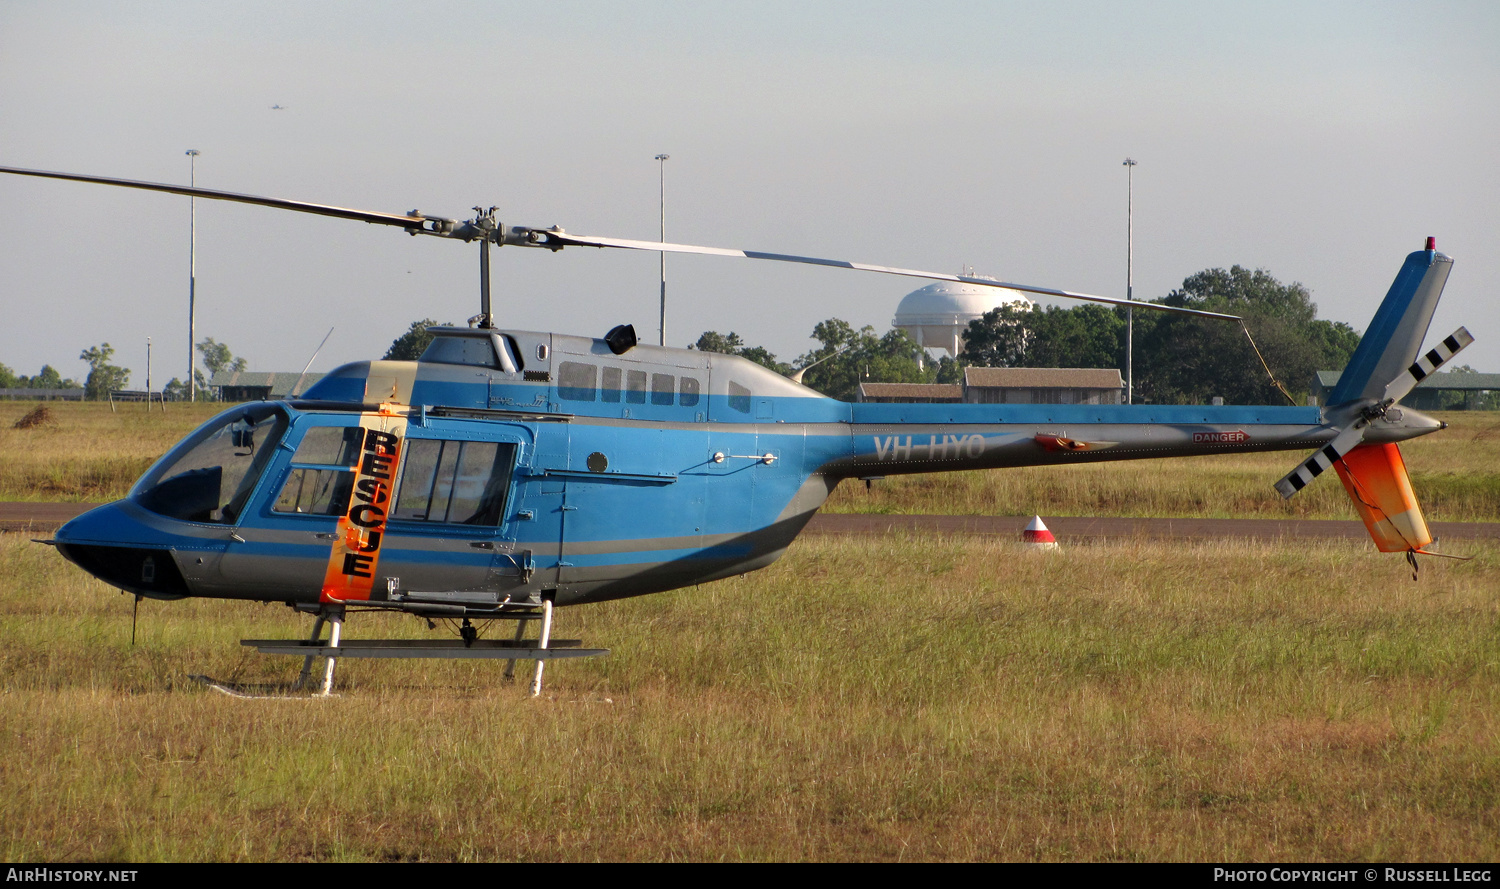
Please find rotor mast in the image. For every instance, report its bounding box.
[472,206,497,328]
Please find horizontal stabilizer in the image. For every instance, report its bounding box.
[1333,443,1431,552]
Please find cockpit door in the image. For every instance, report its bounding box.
[216,417,368,601]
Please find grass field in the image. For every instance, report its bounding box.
[3,400,1499,521]
[2,530,1498,861]
[0,401,225,502]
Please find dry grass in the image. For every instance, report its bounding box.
[0,401,225,501]
[2,530,1498,861]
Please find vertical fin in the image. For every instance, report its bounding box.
[1328,247,1452,405]
[1333,442,1431,552]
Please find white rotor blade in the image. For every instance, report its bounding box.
[1274,423,1367,499]
[0,164,1240,322]
[1382,327,1474,405]
[0,165,445,229]
[547,232,1242,322]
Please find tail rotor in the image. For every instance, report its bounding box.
[1272,240,1472,564]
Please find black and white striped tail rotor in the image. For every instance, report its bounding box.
[1275,326,1474,500]
[1382,327,1474,405]
[1274,422,1367,499]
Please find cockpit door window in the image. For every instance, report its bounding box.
[270,426,366,517]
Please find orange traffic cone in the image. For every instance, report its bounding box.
[1022,515,1058,550]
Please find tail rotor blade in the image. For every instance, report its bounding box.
[1382,327,1474,405]
[1274,422,1367,499]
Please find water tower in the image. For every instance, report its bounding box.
[893,279,1032,357]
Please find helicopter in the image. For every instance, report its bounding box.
[0,165,1474,696]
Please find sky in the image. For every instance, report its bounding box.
[2,1,1497,388]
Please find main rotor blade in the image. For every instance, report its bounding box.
[0,165,446,230]
[544,232,1243,321]
[1382,327,1474,405]
[1,164,1238,321]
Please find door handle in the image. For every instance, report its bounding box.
[469,541,495,550]
[314,532,337,540]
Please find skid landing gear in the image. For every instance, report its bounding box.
[289,605,345,695]
[246,598,603,697]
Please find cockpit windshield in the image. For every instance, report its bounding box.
[131,404,289,524]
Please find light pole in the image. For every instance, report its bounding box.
[186,149,200,401]
[1123,157,1137,405]
[655,153,669,347]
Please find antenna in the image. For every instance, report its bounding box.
[789,343,851,384]
[290,327,335,398]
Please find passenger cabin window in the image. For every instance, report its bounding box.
[419,335,499,369]
[625,370,647,404]
[680,376,701,407]
[558,361,597,402]
[651,373,675,406]
[600,366,622,403]
[275,468,354,516]
[728,381,752,414]
[391,440,517,526]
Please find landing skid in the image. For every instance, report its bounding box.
[243,600,608,696]
[189,674,321,699]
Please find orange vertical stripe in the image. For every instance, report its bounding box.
[321,409,408,603]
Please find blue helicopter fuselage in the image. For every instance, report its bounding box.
[52,325,1440,610]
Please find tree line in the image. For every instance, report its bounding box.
[1,337,249,401]
[958,266,1361,404]
[693,265,1364,405]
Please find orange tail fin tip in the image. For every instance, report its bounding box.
[1333,442,1432,553]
